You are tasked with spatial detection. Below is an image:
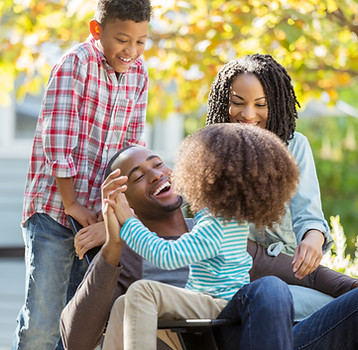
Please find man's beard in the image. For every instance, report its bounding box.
[160,195,183,212]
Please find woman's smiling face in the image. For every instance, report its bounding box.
[228,73,269,129]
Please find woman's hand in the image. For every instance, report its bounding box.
[292,230,324,279]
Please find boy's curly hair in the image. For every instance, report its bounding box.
[95,0,152,26]
[206,54,300,144]
[172,123,299,228]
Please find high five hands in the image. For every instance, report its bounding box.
[102,169,135,231]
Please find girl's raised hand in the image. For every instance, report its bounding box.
[101,169,130,266]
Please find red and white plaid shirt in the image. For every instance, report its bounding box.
[23,35,147,227]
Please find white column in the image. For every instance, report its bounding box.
[151,113,184,166]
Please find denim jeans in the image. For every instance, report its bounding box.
[12,213,88,350]
[216,276,295,349]
[102,276,294,350]
[293,288,358,349]
[216,278,358,350]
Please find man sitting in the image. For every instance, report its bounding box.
[60,145,356,350]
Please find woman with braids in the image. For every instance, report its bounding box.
[207,53,332,276]
[101,123,300,350]
[206,52,358,320]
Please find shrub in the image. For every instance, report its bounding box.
[321,215,358,278]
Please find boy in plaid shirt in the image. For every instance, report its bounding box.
[13,1,152,349]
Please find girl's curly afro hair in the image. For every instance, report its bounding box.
[172,123,299,228]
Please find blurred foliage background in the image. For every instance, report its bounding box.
[1,0,357,253]
[297,115,358,255]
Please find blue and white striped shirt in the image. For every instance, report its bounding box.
[120,209,252,300]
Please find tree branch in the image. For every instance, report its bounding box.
[327,8,358,36]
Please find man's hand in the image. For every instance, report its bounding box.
[96,210,104,222]
[74,222,106,260]
[292,230,324,279]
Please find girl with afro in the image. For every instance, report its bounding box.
[206,53,358,319]
[101,123,300,350]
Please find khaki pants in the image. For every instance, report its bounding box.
[102,280,228,350]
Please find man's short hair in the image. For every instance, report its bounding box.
[104,145,137,179]
[95,0,152,26]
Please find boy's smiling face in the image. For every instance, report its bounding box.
[92,18,149,73]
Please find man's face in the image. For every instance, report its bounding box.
[97,19,149,73]
[111,147,183,219]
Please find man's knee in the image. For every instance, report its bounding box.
[241,276,292,305]
[257,275,289,291]
[252,276,294,316]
